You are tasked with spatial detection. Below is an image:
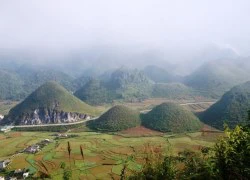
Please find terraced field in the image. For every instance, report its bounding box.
[0,129,222,179]
[181,102,215,112]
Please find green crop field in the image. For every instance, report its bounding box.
[0,129,222,179]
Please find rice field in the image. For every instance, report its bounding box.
[0,129,222,179]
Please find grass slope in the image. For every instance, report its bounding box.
[201,81,250,129]
[88,105,141,131]
[142,102,201,133]
[5,81,98,123]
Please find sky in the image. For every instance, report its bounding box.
[0,0,250,65]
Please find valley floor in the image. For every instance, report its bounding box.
[0,129,222,179]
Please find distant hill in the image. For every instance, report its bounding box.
[0,66,76,100]
[184,59,250,98]
[74,79,117,105]
[152,83,199,99]
[71,75,91,92]
[3,81,97,125]
[74,67,204,105]
[175,44,239,75]
[106,67,153,101]
[0,69,24,100]
[142,102,201,133]
[87,105,141,131]
[16,66,75,92]
[74,67,153,104]
[201,81,250,129]
[143,65,181,83]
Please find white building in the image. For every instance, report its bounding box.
[24,145,40,153]
[0,176,5,180]
[23,172,29,179]
[0,161,6,170]
[0,114,4,120]
[0,126,13,133]
[43,139,51,143]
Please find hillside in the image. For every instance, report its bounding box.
[106,67,153,101]
[142,102,201,133]
[184,59,250,98]
[3,81,97,125]
[16,66,75,92]
[74,79,117,105]
[87,105,141,131]
[201,81,250,129]
[152,83,199,99]
[0,69,24,100]
[143,65,181,83]
[74,67,153,105]
[0,66,76,100]
[72,75,91,91]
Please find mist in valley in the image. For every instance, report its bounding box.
[0,0,250,76]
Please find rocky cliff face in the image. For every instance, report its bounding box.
[15,108,90,125]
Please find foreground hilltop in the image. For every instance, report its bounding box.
[142,102,201,133]
[2,81,97,125]
[87,105,141,131]
[201,81,250,129]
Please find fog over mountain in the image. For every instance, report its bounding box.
[0,0,250,75]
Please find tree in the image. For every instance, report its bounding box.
[63,169,72,180]
[80,145,84,161]
[67,141,71,168]
[178,150,215,179]
[60,162,66,169]
[213,125,250,179]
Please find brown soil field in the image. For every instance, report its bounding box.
[0,134,6,140]
[9,132,22,138]
[119,126,164,137]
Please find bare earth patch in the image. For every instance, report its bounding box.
[119,126,163,137]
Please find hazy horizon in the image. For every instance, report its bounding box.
[1,0,250,75]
